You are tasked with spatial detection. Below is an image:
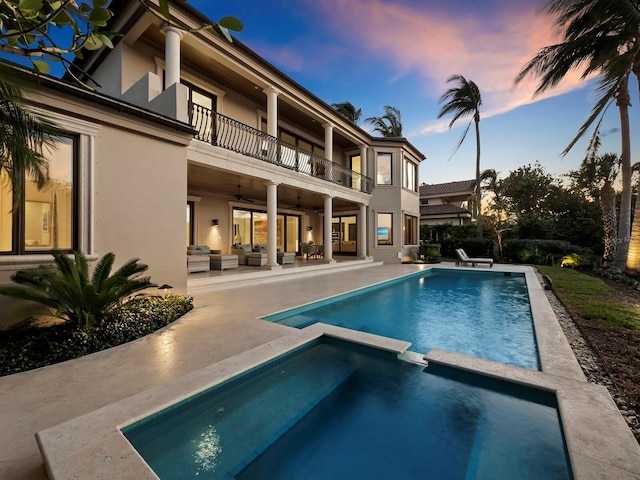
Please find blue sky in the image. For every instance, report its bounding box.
[191,0,640,186]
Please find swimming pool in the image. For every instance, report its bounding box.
[122,339,572,479]
[265,269,539,370]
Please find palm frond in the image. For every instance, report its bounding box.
[0,64,60,207]
[365,105,403,137]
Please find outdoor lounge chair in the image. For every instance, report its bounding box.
[301,242,320,259]
[455,248,494,268]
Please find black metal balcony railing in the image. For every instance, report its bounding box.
[191,104,373,194]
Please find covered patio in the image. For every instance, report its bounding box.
[187,254,377,294]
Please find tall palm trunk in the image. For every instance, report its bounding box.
[624,57,640,275]
[474,112,482,237]
[601,179,617,262]
[613,77,631,269]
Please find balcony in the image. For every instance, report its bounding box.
[191,105,373,194]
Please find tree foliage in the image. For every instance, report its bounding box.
[365,105,403,137]
[481,162,604,255]
[331,101,362,125]
[0,0,243,79]
[0,63,58,201]
[515,0,640,272]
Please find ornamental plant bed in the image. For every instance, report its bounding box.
[0,295,193,377]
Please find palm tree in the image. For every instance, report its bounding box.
[365,105,403,137]
[0,251,155,329]
[569,144,620,262]
[0,65,58,205]
[437,74,483,236]
[515,0,640,273]
[331,101,362,125]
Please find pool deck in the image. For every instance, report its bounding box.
[2,263,640,479]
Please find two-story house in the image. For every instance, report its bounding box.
[0,0,425,309]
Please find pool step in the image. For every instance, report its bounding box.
[225,363,357,478]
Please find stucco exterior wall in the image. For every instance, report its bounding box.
[92,126,188,295]
[0,82,193,329]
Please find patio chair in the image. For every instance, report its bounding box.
[455,248,493,268]
[301,242,319,259]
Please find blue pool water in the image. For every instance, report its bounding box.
[122,340,572,480]
[265,269,539,370]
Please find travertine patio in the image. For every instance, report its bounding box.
[2,263,639,479]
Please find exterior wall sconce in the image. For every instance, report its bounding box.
[307,226,313,231]
[212,219,219,226]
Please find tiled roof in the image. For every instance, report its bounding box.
[420,204,472,216]
[419,179,475,197]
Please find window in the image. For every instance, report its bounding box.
[404,159,417,192]
[350,154,361,191]
[404,214,418,245]
[377,213,393,246]
[0,135,76,254]
[187,83,217,143]
[259,120,325,174]
[376,152,392,185]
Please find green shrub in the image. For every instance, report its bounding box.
[502,239,591,265]
[0,294,193,376]
[560,253,590,269]
[419,243,441,260]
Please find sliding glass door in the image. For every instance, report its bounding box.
[233,208,301,253]
[331,215,357,255]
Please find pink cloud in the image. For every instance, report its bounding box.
[251,42,307,73]
[305,0,590,135]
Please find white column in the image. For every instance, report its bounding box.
[323,195,334,263]
[323,123,334,162]
[162,25,184,88]
[264,87,280,137]
[323,122,334,182]
[359,145,368,191]
[358,203,368,258]
[266,181,280,268]
[359,145,367,176]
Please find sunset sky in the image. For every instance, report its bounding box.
[193,0,640,186]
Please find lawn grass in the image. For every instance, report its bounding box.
[537,265,640,331]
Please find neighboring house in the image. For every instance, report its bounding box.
[0,0,425,308]
[420,180,474,226]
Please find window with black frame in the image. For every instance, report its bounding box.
[0,135,76,254]
[404,214,418,245]
[186,83,217,143]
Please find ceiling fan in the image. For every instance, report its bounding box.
[235,184,255,203]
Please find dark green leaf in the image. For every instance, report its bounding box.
[19,0,43,10]
[89,7,111,26]
[158,0,171,20]
[32,59,50,74]
[51,11,72,26]
[218,16,244,32]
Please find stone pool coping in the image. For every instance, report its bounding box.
[35,265,640,479]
